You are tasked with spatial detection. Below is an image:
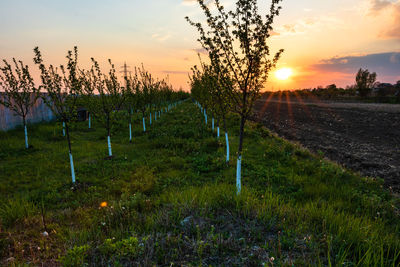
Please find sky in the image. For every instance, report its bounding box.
[0,0,399,91]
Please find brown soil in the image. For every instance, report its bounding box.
[253,98,400,192]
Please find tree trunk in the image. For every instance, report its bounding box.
[65,121,76,183]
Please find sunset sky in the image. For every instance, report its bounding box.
[1,0,399,91]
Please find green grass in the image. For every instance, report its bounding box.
[0,102,399,266]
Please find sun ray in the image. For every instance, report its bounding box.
[274,91,283,125]
[257,92,275,121]
[285,91,295,136]
[292,91,314,121]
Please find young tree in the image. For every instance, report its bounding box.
[137,65,158,131]
[148,75,160,126]
[80,68,96,130]
[124,71,139,142]
[33,46,81,183]
[156,79,169,120]
[356,68,377,97]
[136,66,149,132]
[0,59,38,149]
[152,81,161,123]
[85,58,126,157]
[186,0,284,194]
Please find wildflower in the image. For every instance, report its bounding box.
[100,201,107,208]
[41,231,49,237]
[270,257,275,262]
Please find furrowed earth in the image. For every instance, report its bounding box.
[254,97,400,193]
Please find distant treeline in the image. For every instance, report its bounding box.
[264,70,400,103]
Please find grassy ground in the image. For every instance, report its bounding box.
[0,101,399,266]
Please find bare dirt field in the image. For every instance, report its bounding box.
[253,98,400,192]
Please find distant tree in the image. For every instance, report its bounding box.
[325,84,337,99]
[356,68,376,97]
[345,85,357,96]
[0,59,38,149]
[186,0,284,194]
[34,46,81,183]
[326,84,337,92]
[395,80,400,101]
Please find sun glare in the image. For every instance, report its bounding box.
[275,68,293,80]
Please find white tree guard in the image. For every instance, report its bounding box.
[225,132,229,162]
[62,122,65,136]
[69,152,76,183]
[236,155,242,195]
[142,117,146,132]
[217,127,220,138]
[107,135,112,157]
[24,125,29,148]
[129,123,132,141]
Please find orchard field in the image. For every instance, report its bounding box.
[1,101,400,266]
[1,0,400,266]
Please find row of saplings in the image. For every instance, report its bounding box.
[0,46,189,183]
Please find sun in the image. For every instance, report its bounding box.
[275,68,293,80]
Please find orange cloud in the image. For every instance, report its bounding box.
[369,0,392,15]
[385,3,400,39]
